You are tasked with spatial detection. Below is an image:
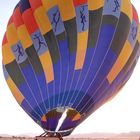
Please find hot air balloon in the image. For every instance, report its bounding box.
[2,0,140,139]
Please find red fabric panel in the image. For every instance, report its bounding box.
[73,0,87,7]
[29,0,42,12]
[2,33,8,45]
[13,7,24,28]
[22,9,38,34]
[8,16,13,25]
[132,5,139,24]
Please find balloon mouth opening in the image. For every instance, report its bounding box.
[41,107,81,136]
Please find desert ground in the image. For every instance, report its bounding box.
[0,137,140,140]
[0,132,140,140]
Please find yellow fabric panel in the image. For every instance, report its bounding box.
[58,0,75,21]
[7,77,24,105]
[121,0,132,21]
[107,41,132,84]
[2,43,15,64]
[137,25,140,43]
[88,0,104,10]
[75,31,88,70]
[34,6,52,35]
[41,0,57,11]
[41,115,47,122]
[72,113,81,121]
[6,23,18,46]
[17,25,32,49]
[40,51,54,83]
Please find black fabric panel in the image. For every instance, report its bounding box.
[123,41,139,72]
[130,60,137,71]
[46,110,61,118]
[67,110,77,118]
[20,0,31,14]
[111,13,131,55]
[44,30,60,64]
[20,59,30,69]
[56,31,67,41]
[14,2,20,11]
[87,8,103,48]
[102,15,118,25]
[64,17,77,53]
[5,60,25,86]
[25,45,43,74]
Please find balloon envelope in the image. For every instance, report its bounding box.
[2,0,140,136]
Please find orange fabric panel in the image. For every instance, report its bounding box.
[40,51,54,83]
[17,25,32,49]
[75,31,88,70]
[7,78,24,105]
[34,6,52,34]
[41,0,57,11]
[6,23,18,46]
[121,0,132,21]
[88,0,104,10]
[58,0,76,21]
[41,115,47,122]
[72,113,81,121]
[107,41,132,84]
[2,43,15,65]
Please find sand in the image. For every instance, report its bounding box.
[0,137,140,140]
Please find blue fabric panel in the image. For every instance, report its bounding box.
[47,81,54,109]
[62,70,81,105]
[128,20,138,47]
[103,0,121,18]
[19,83,43,117]
[81,25,115,92]
[60,118,79,130]
[76,49,117,113]
[93,71,124,112]
[21,64,46,113]
[65,47,95,106]
[58,39,69,104]
[63,3,89,106]
[91,64,135,115]
[47,116,61,131]
[59,53,76,105]
[22,100,41,121]
[87,49,117,96]
[37,72,50,109]
[31,30,49,56]
[82,79,109,115]
[74,48,95,91]
[75,4,88,32]
[71,25,116,108]
[48,6,65,35]
[48,6,70,108]
[61,70,81,106]
[52,60,61,107]
[58,39,69,93]
[20,0,31,14]
[12,42,27,64]
[75,93,94,114]
[93,79,110,104]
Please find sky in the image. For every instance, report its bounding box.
[0,0,140,136]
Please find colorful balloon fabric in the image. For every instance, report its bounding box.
[2,0,140,136]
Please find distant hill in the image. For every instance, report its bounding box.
[0,132,140,138]
[68,132,140,138]
[117,132,140,137]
